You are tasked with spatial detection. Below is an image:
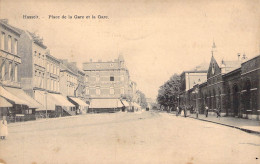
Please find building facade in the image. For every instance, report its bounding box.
[83,55,132,112]
[179,43,260,120]
[0,20,43,121]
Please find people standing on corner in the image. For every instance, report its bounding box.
[205,105,209,117]
[0,116,8,140]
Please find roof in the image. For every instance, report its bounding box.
[220,60,241,73]
[27,31,47,49]
[188,62,209,72]
[89,99,123,108]
[0,19,21,36]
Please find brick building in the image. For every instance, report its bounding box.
[179,42,260,120]
[82,55,132,112]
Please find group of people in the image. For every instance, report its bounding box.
[176,105,221,118]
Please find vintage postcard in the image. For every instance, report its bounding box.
[0,0,259,164]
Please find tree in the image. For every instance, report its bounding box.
[136,90,148,108]
[157,74,181,111]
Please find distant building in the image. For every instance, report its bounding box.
[82,55,131,112]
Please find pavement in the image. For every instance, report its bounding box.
[173,111,260,134]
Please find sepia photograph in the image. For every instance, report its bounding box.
[0,0,260,163]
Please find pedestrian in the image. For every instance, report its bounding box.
[216,105,221,118]
[196,107,199,118]
[205,105,209,117]
[0,116,8,140]
[184,105,187,117]
[176,106,179,116]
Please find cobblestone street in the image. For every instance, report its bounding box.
[0,111,259,164]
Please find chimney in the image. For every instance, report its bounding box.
[90,59,92,62]
[237,53,241,61]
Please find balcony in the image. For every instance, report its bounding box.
[1,80,21,88]
[0,49,21,63]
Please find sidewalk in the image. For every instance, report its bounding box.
[187,113,260,134]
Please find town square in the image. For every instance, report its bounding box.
[0,0,260,164]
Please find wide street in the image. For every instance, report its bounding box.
[0,111,259,164]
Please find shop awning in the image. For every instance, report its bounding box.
[0,96,12,107]
[90,99,123,108]
[133,102,141,109]
[4,87,43,109]
[50,93,75,107]
[121,100,130,107]
[0,86,29,105]
[69,97,89,107]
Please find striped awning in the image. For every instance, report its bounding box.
[90,99,124,108]
[0,86,29,105]
[4,87,43,109]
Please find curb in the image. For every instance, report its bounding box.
[187,116,260,135]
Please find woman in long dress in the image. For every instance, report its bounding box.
[0,116,8,140]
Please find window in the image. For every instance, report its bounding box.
[47,62,49,72]
[120,87,124,94]
[50,64,53,73]
[1,63,5,80]
[34,51,37,64]
[96,87,100,95]
[54,65,56,74]
[86,87,89,95]
[14,39,18,55]
[14,65,18,82]
[57,81,60,92]
[1,32,5,50]
[96,64,100,68]
[96,75,100,82]
[7,35,11,52]
[38,53,41,66]
[8,62,12,80]
[110,63,114,67]
[57,67,60,75]
[110,76,114,81]
[110,87,114,95]
[53,80,56,91]
[120,75,124,81]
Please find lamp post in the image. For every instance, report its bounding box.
[194,87,199,118]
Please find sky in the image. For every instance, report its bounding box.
[1,0,260,100]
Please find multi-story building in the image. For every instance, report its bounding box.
[46,52,60,94]
[0,19,42,121]
[18,29,75,117]
[179,42,260,120]
[83,55,130,112]
[59,60,88,114]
